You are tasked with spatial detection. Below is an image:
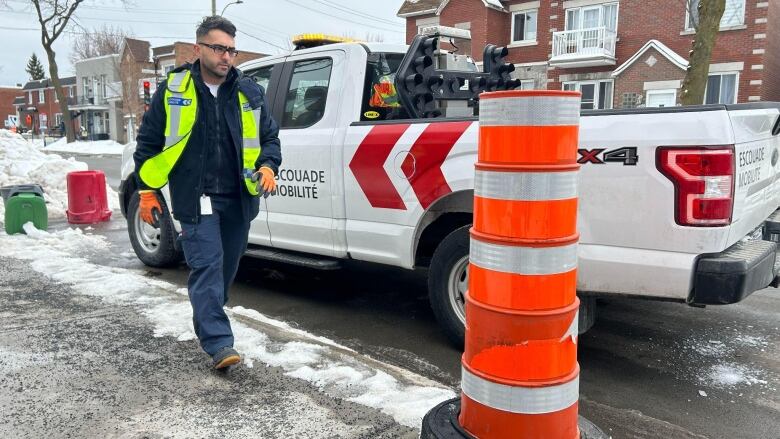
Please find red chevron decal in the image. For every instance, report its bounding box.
[402,121,472,209]
[349,124,410,209]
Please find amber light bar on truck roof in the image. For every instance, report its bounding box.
[292,33,357,50]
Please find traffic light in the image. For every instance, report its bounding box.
[143,81,151,112]
[483,45,520,91]
[396,35,440,118]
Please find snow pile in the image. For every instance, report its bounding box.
[1,222,456,428]
[41,137,125,156]
[0,129,120,220]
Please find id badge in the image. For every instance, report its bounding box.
[200,195,213,215]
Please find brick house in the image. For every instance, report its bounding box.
[118,38,155,143]
[15,77,78,134]
[398,0,780,109]
[152,41,266,77]
[0,85,22,128]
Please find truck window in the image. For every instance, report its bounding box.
[281,58,333,129]
[360,53,410,122]
[246,65,275,92]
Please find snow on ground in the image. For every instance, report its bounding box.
[40,137,124,156]
[0,223,455,428]
[676,332,776,392]
[0,129,120,220]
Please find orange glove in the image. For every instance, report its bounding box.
[254,166,277,198]
[138,190,162,226]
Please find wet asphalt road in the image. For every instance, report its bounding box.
[59,154,780,438]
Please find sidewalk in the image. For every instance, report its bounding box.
[0,224,454,437]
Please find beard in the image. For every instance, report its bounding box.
[203,59,229,78]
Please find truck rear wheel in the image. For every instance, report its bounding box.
[428,225,470,348]
[127,191,182,268]
[428,225,598,348]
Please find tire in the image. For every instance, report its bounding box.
[127,191,182,268]
[428,225,470,348]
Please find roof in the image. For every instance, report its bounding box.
[397,0,504,17]
[22,79,48,90]
[21,76,76,90]
[397,0,444,17]
[124,38,151,62]
[612,39,688,77]
[482,0,505,11]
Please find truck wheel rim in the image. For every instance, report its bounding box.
[134,212,160,254]
[448,255,468,325]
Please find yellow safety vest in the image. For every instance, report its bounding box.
[139,70,264,196]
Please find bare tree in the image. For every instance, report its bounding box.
[680,0,727,105]
[30,0,88,143]
[69,24,128,65]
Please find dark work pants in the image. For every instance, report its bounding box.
[178,195,250,356]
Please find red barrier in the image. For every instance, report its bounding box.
[66,170,112,224]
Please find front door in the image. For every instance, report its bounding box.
[242,61,284,247]
[265,50,344,256]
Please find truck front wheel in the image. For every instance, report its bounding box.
[428,225,470,348]
[127,191,182,268]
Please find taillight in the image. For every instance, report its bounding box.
[657,146,735,227]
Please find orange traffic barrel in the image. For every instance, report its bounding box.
[421,90,607,439]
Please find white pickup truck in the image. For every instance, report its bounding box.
[120,36,780,345]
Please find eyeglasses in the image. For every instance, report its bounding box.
[198,42,239,57]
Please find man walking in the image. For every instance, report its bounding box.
[133,16,281,369]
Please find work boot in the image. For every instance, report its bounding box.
[212,346,241,370]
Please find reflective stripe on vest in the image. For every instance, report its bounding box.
[239,92,263,196]
[138,71,263,197]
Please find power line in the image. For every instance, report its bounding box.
[280,0,403,34]
[0,25,193,40]
[237,29,288,52]
[311,0,403,26]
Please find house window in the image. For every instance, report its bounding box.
[95,75,103,100]
[83,77,91,98]
[55,113,63,127]
[563,80,614,110]
[69,86,74,98]
[705,73,738,104]
[163,64,175,74]
[686,0,745,30]
[101,74,107,99]
[28,92,33,104]
[520,79,535,90]
[38,90,44,104]
[511,10,538,43]
[621,92,640,108]
[646,89,678,107]
[565,3,618,32]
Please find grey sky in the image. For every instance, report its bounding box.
[0,0,407,86]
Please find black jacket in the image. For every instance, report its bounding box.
[134,61,282,224]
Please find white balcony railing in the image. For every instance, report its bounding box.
[551,27,617,68]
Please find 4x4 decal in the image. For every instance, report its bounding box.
[578,147,639,165]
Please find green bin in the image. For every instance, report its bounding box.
[4,192,47,235]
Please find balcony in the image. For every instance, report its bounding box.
[550,27,617,68]
[69,95,109,111]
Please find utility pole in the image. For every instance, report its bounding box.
[211,0,216,15]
